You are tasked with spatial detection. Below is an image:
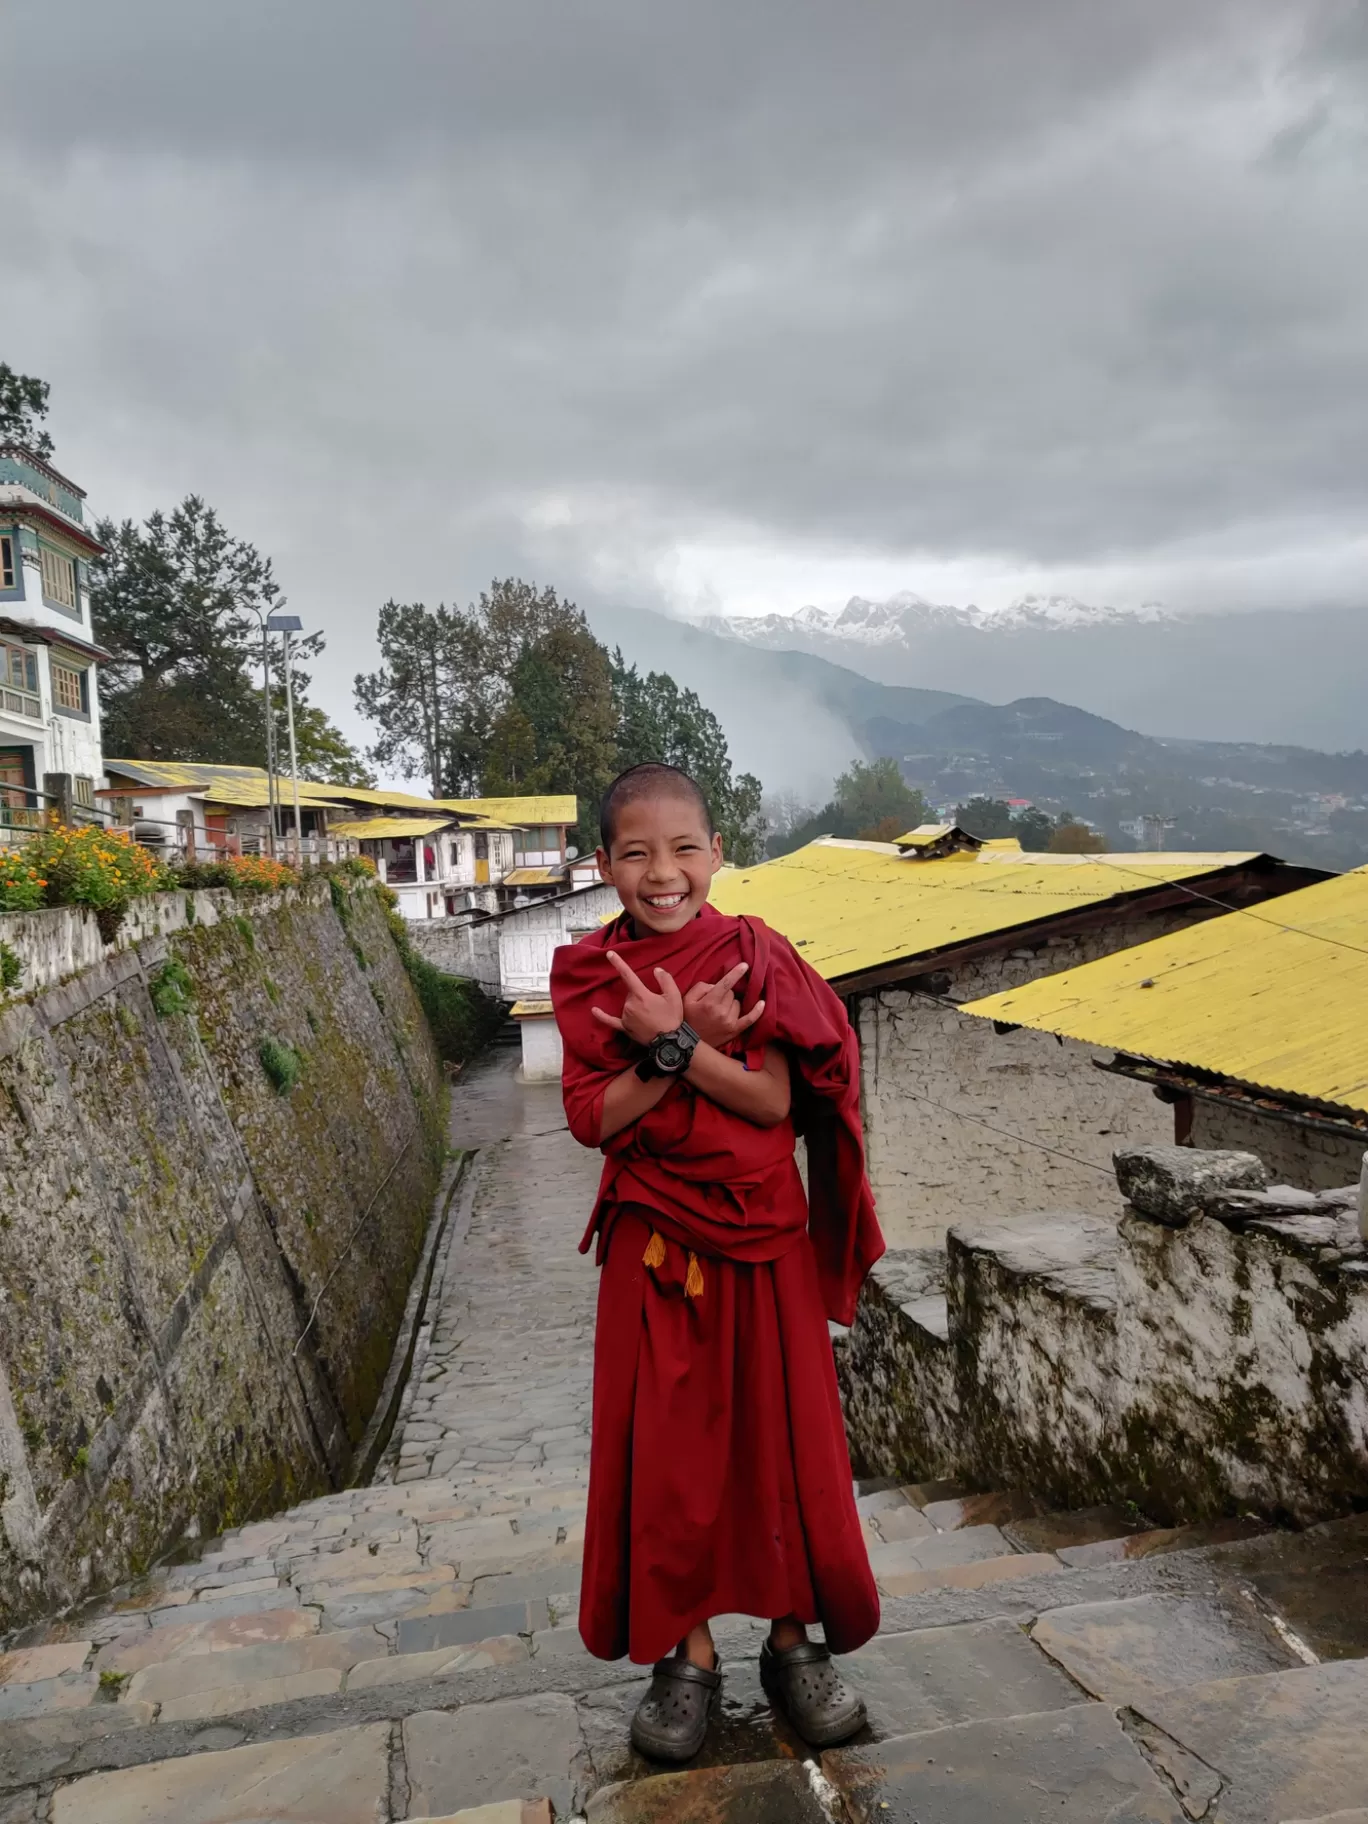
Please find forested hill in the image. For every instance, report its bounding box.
[588,605,1368,872]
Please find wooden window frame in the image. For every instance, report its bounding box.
[39,545,78,611]
[51,661,87,715]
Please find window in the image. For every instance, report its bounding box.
[51,662,86,714]
[74,775,95,808]
[39,545,77,610]
[5,647,37,694]
[0,536,13,590]
[0,644,40,720]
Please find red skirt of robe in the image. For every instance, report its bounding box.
[578,1203,880,1666]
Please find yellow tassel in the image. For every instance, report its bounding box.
[685,1253,705,1299]
[642,1230,666,1270]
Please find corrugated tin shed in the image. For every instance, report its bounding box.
[963,866,1368,1118]
[709,837,1273,992]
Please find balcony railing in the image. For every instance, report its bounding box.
[1,688,41,721]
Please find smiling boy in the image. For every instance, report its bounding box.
[550,762,884,1764]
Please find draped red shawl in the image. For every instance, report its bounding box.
[550,902,883,1325]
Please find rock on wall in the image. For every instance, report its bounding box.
[0,881,446,1632]
[856,921,1196,1248]
[1189,1097,1367,1193]
[841,1162,1368,1526]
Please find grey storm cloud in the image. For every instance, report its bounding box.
[2,0,1366,778]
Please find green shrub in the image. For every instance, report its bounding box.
[150,958,195,1018]
[259,1037,303,1095]
[404,952,504,1066]
[0,940,20,991]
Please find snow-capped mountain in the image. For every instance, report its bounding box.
[699,592,1171,651]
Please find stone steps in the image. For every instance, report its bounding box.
[8,1467,1366,1819]
[4,1059,1367,1821]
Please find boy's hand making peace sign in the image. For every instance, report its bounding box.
[593,951,685,1045]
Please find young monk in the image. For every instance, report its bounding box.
[550,761,885,1763]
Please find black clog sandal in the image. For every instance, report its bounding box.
[630,1655,722,1763]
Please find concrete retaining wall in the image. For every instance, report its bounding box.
[840,1160,1368,1527]
[0,881,446,1632]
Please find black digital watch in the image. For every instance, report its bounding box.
[635,1021,701,1081]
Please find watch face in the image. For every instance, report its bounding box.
[657,1040,684,1071]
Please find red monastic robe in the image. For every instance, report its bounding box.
[551,903,885,1664]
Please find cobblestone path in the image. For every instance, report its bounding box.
[3,1051,1367,1820]
[387,1060,597,1501]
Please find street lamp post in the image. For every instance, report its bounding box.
[267,613,304,863]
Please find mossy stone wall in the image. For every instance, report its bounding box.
[0,880,446,1633]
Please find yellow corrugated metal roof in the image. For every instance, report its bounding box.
[436,795,577,827]
[503,866,563,887]
[962,866,1368,1117]
[509,999,555,1018]
[709,837,1266,989]
[328,816,454,840]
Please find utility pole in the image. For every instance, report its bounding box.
[259,612,278,858]
[268,613,304,863]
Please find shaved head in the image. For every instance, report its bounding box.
[599,764,715,855]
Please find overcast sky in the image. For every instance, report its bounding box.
[3,0,1367,756]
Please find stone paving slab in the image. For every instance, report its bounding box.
[1004,1504,1154,1554]
[1132,1658,1368,1824]
[867,1524,1014,1580]
[49,1720,391,1822]
[407,1804,553,1824]
[124,1626,388,1706]
[94,1607,320,1676]
[1057,1516,1267,1568]
[1031,1594,1295,1707]
[347,1636,528,1690]
[825,1703,1186,1822]
[155,1664,342,1723]
[0,1677,97,1724]
[878,1550,1064,1599]
[404,1694,589,1817]
[585,1759,835,1821]
[398,1604,550,1654]
[0,1647,91,1686]
[846,1617,1085,1739]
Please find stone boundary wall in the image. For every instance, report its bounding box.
[840,1153,1368,1527]
[854,909,1212,1250]
[0,881,446,1632]
[407,916,502,996]
[1190,1095,1367,1193]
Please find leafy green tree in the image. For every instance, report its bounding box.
[833,759,928,839]
[769,759,927,856]
[92,495,368,781]
[353,600,485,797]
[1048,814,1108,854]
[0,362,55,457]
[956,796,1055,850]
[93,497,280,762]
[610,654,765,864]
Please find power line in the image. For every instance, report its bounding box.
[896,1082,1116,1176]
[1083,854,1368,963]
